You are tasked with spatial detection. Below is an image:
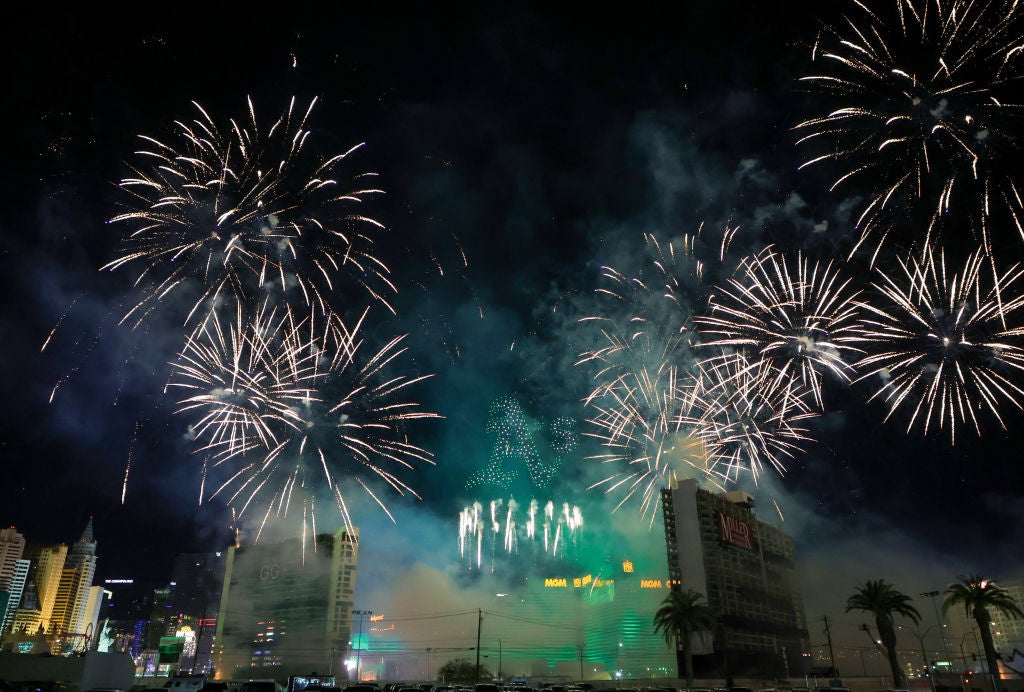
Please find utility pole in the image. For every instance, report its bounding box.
[824,616,840,677]
[354,610,372,681]
[475,609,482,684]
[922,591,952,665]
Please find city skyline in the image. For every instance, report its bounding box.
[2,1,1023,668]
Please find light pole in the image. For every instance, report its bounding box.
[427,647,432,681]
[905,624,939,692]
[353,609,372,681]
[922,591,952,666]
[959,633,972,692]
[498,639,502,682]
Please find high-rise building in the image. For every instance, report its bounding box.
[50,519,99,637]
[0,528,27,635]
[21,543,68,633]
[661,478,810,678]
[1,559,30,634]
[82,586,111,648]
[212,527,359,681]
[990,578,1024,655]
[0,528,26,593]
[168,552,226,675]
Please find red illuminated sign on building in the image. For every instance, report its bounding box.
[717,512,753,550]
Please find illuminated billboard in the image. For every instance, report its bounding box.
[717,512,753,550]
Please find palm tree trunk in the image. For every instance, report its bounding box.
[879,618,904,687]
[683,638,694,690]
[974,608,1000,692]
[885,643,904,687]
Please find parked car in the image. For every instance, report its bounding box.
[240,682,283,692]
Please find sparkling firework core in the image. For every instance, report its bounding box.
[855,244,1024,442]
[697,247,865,408]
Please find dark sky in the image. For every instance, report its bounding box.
[2,2,1022,628]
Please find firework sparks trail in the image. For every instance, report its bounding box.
[121,421,142,505]
[576,230,744,521]
[105,96,395,328]
[697,247,866,408]
[168,300,440,538]
[692,352,819,484]
[580,330,720,521]
[796,0,1024,262]
[854,243,1024,443]
[457,497,583,570]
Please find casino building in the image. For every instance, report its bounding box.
[211,527,359,681]
[661,478,810,679]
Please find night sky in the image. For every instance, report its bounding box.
[3,2,1023,641]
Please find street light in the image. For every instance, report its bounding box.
[922,591,952,665]
[904,624,939,692]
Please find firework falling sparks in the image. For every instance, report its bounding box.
[457,497,584,570]
[692,352,818,484]
[168,300,440,539]
[697,247,866,408]
[796,0,1024,261]
[855,244,1024,443]
[576,230,742,521]
[579,329,718,522]
[105,96,394,328]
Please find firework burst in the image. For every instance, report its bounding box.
[693,352,819,484]
[579,329,718,521]
[796,0,1024,261]
[697,247,866,408]
[575,230,743,520]
[168,300,440,539]
[855,244,1024,442]
[105,96,394,328]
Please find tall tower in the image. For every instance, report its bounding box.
[0,528,26,592]
[661,478,810,678]
[1,559,30,634]
[213,527,359,681]
[51,519,98,636]
[0,528,26,634]
[23,543,69,633]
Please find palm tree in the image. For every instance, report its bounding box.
[653,588,715,688]
[846,579,921,687]
[944,575,1024,688]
